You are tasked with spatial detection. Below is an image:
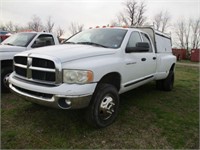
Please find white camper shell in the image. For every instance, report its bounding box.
[137,27,172,53]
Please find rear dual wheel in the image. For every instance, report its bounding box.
[156,70,174,91]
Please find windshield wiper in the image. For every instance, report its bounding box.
[77,42,108,48]
[3,43,14,46]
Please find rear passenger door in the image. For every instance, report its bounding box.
[123,31,156,87]
[140,32,157,76]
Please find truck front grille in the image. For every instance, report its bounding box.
[32,58,55,69]
[15,66,27,77]
[14,56,27,65]
[32,70,55,82]
[14,55,60,84]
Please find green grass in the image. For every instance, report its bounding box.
[178,59,199,64]
[1,65,199,149]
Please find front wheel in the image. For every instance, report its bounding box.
[85,84,119,128]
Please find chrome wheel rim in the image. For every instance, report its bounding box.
[99,95,115,120]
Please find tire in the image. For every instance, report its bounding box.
[1,67,12,93]
[163,71,174,91]
[156,70,174,91]
[85,84,119,128]
[156,80,163,90]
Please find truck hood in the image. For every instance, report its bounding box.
[22,44,117,63]
[0,45,27,52]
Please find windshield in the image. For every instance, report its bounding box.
[64,28,127,49]
[1,33,37,47]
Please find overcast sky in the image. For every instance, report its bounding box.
[0,0,199,37]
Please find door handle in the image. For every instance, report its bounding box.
[153,57,156,60]
[141,58,146,61]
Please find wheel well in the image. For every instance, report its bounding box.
[1,60,13,69]
[170,63,175,72]
[97,72,121,91]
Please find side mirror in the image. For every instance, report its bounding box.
[126,42,150,53]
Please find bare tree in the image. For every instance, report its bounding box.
[161,11,170,32]
[28,15,43,32]
[184,19,192,50]
[5,21,14,32]
[136,1,146,26]
[45,16,55,33]
[153,11,171,32]
[110,20,118,26]
[13,24,21,33]
[124,0,146,26]
[111,12,129,26]
[154,12,162,30]
[0,23,7,31]
[124,0,137,26]
[175,20,186,49]
[111,0,147,27]
[0,21,22,33]
[69,22,84,35]
[56,26,65,38]
[191,18,200,49]
[119,12,129,26]
[174,18,200,50]
[174,18,195,51]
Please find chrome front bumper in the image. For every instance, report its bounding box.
[9,73,96,109]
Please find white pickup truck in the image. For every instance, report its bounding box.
[0,31,59,92]
[9,27,176,128]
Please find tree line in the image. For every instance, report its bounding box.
[0,0,199,49]
[0,15,84,39]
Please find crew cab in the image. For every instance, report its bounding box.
[9,27,176,128]
[1,31,59,92]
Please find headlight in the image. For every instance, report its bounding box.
[63,69,93,84]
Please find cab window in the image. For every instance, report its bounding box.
[141,33,152,52]
[32,34,55,48]
[126,31,142,48]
